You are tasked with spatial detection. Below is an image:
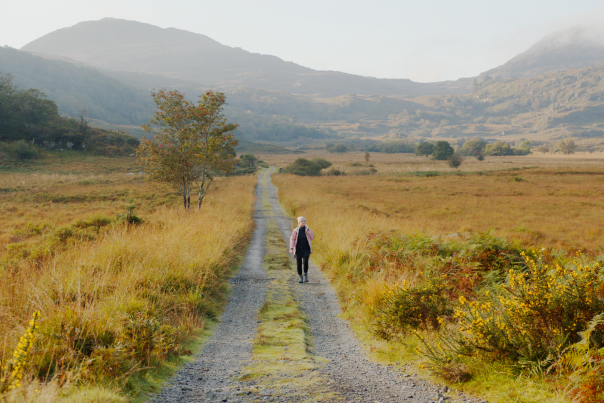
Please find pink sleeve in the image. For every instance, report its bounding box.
[290,229,297,249]
[306,227,314,241]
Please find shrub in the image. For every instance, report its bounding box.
[325,168,345,176]
[429,252,604,366]
[282,158,322,176]
[373,278,453,340]
[484,141,514,156]
[0,140,40,161]
[116,199,142,225]
[432,141,454,160]
[311,157,332,169]
[239,154,258,168]
[448,154,463,168]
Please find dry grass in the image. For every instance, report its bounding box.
[272,164,604,252]
[271,158,604,403]
[0,158,257,400]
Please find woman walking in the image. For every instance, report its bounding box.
[289,216,314,283]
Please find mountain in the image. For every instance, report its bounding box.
[21,18,470,97]
[0,46,155,125]
[484,26,604,79]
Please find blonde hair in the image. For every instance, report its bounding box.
[297,216,306,224]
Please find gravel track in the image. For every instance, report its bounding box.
[267,172,462,403]
[152,168,485,403]
[152,169,271,403]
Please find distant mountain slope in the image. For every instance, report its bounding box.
[22,18,470,97]
[0,46,154,124]
[484,26,604,79]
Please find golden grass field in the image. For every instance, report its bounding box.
[271,151,604,403]
[0,155,257,402]
[270,151,604,252]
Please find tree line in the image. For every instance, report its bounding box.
[0,73,139,157]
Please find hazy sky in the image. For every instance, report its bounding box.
[3,0,604,82]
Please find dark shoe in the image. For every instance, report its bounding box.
[299,275,304,283]
[304,274,309,283]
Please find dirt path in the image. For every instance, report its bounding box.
[152,169,272,403]
[153,169,482,403]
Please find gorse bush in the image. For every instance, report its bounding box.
[273,173,604,400]
[0,312,39,393]
[445,253,604,362]
[373,278,452,340]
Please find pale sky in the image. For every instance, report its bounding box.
[3,0,604,82]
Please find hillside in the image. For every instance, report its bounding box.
[0,46,155,125]
[0,47,333,143]
[484,26,604,79]
[317,66,604,147]
[102,63,604,147]
[21,18,470,97]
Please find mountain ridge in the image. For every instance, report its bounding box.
[484,26,604,79]
[21,18,471,97]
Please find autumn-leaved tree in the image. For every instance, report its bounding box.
[137,89,238,210]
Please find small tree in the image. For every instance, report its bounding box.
[518,140,531,153]
[432,141,454,160]
[556,139,577,155]
[239,154,258,168]
[137,89,238,210]
[459,138,486,156]
[485,141,514,156]
[76,109,91,137]
[535,145,550,154]
[365,152,370,162]
[415,142,435,158]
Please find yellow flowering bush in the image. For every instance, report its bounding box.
[1,311,40,393]
[427,252,604,366]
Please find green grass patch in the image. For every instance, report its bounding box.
[238,212,334,401]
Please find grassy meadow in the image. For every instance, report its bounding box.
[272,151,604,403]
[0,154,257,402]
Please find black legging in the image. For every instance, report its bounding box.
[296,256,309,275]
